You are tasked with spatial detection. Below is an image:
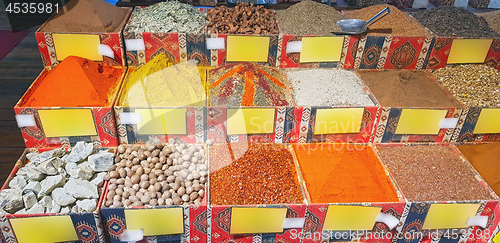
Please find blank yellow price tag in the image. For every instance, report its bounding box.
[422,204,481,229]
[125,208,184,236]
[395,109,447,135]
[230,207,287,234]
[226,108,275,135]
[10,216,79,243]
[447,39,493,64]
[314,108,364,134]
[226,36,270,62]
[473,108,500,134]
[300,37,344,63]
[53,34,102,61]
[323,205,382,231]
[136,108,187,135]
[493,230,500,243]
[38,109,97,137]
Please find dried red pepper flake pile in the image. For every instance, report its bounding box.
[208,63,292,107]
[209,143,303,205]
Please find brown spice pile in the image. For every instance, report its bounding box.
[457,143,500,197]
[206,3,279,34]
[40,0,130,32]
[276,0,346,35]
[209,143,303,205]
[343,4,430,36]
[377,145,492,202]
[358,70,462,108]
[477,11,500,36]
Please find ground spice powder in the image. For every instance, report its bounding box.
[358,70,462,108]
[293,143,398,203]
[209,143,303,205]
[343,4,430,36]
[21,56,123,107]
[119,54,206,107]
[40,0,129,32]
[377,145,492,202]
[457,143,500,196]
[208,63,292,107]
[478,11,500,35]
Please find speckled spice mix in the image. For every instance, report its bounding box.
[377,145,492,202]
[343,4,430,36]
[208,63,293,107]
[432,65,500,107]
[209,143,303,205]
[293,143,399,203]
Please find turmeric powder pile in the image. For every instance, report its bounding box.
[206,2,279,34]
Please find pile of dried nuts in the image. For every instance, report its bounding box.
[206,3,279,34]
[104,141,207,207]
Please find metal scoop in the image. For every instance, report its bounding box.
[333,6,391,35]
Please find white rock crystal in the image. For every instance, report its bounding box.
[64,178,98,199]
[52,188,76,206]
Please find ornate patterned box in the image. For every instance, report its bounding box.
[452,107,500,143]
[376,143,500,243]
[123,7,211,67]
[0,148,108,243]
[35,8,131,67]
[357,70,464,144]
[279,35,346,69]
[14,67,125,149]
[114,67,208,145]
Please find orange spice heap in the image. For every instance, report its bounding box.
[20,56,124,107]
[208,62,291,107]
[293,143,399,203]
[209,143,303,205]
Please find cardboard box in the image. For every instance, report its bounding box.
[99,143,208,243]
[14,66,126,148]
[0,148,110,243]
[357,70,464,143]
[376,143,500,243]
[35,7,131,67]
[114,67,208,145]
[289,71,379,144]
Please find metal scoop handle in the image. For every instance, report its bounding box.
[365,6,391,27]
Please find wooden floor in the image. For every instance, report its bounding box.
[0,9,44,186]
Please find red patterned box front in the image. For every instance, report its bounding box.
[280,35,346,69]
[35,8,130,67]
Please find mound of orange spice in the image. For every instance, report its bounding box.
[20,56,124,107]
[293,143,399,203]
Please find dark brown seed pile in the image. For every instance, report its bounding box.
[411,6,499,38]
[377,145,492,202]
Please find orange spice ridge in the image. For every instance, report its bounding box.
[293,143,399,203]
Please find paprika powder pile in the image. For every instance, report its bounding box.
[293,143,399,203]
[20,56,124,107]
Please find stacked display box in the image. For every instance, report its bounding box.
[377,143,500,243]
[0,148,111,243]
[35,8,131,67]
[14,66,126,148]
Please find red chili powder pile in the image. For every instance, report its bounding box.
[293,143,399,203]
[20,56,124,107]
[209,143,303,205]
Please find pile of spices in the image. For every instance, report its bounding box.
[358,70,462,107]
[457,143,500,196]
[286,69,374,107]
[276,0,346,35]
[344,5,429,36]
[208,63,292,106]
[104,141,207,207]
[40,0,130,32]
[206,3,279,34]
[478,10,500,34]
[119,54,206,107]
[20,56,123,107]
[377,145,492,201]
[432,65,500,107]
[411,7,498,37]
[293,143,398,203]
[209,143,303,205]
[0,142,110,214]
[125,1,208,33]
